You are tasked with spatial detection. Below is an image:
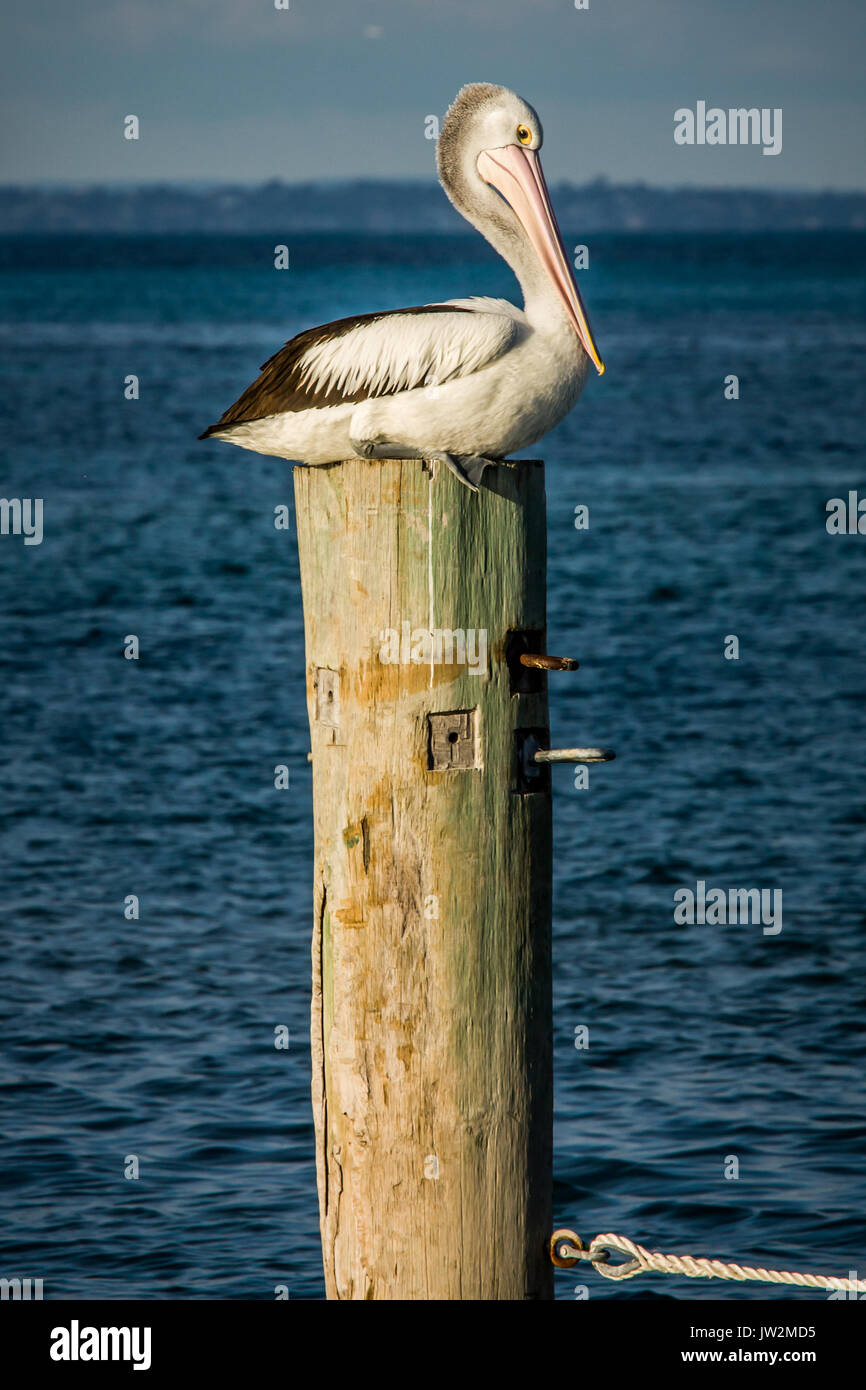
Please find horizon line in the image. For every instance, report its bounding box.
[2,177,866,198]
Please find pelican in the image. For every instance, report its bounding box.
[199,82,604,490]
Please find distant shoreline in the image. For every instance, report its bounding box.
[2,179,864,234]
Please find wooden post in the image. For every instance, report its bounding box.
[294,457,553,1300]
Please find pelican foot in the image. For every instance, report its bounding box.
[434,453,495,491]
[351,438,491,493]
[351,437,423,461]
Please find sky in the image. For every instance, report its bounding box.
[1,0,864,189]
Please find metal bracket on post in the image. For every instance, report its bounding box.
[508,633,615,790]
[505,630,579,694]
[533,745,616,765]
[515,730,615,793]
[427,709,479,771]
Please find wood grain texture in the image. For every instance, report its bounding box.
[294,457,553,1300]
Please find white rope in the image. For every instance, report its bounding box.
[551,1229,866,1293]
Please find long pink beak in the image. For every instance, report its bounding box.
[476,144,604,375]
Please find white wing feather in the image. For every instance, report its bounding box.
[296,298,523,400]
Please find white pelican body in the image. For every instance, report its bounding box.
[201,84,604,490]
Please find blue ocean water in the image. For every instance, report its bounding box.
[0,231,864,1300]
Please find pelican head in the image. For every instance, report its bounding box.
[437,82,604,375]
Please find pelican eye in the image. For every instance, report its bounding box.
[516,125,532,145]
